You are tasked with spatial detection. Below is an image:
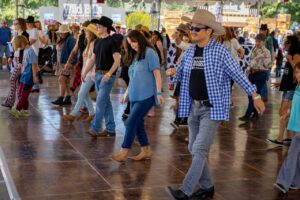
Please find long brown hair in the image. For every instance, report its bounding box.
[57,33,71,45]
[124,30,153,66]
[16,18,27,32]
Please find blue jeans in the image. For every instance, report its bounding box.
[121,96,154,149]
[276,64,282,78]
[276,133,300,191]
[245,72,267,117]
[180,104,221,196]
[71,76,94,116]
[0,44,10,68]
[260,69,270,99]
[91,74,116,133]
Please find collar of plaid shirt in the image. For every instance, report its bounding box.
[173,38,257,121]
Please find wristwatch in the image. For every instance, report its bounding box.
[253,94,261,100]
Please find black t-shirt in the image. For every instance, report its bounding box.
[279,61,297,91]
[112,33,124,48]
[93,36,120,74]
[189,46,209,100]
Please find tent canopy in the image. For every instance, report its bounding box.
[122,0,276,6]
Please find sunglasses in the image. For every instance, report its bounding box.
[189,26,209,32]
[13,23,19,25]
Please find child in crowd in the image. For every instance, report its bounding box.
[274,62,300,193]
[10,35,38,118]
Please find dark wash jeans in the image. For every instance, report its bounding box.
[122,96,155,149]
[245,71,267,117]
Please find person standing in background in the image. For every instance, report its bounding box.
[0,19,12,70]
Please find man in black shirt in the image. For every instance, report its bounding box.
[82,16,121,138]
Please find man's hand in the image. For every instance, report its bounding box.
[253,98,265,115]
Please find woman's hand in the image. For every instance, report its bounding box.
[166,68,176,77]
[120,93,128,104]
[271,82,281,89]
[157,95,165,106]
[33,75,39,84]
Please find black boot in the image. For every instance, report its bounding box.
[191,186,214,199]
[63,96,72,106]
[165,186,188,200]
[51,96,64,106]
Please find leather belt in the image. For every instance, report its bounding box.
[95,70,109,74]
[193,99,213,108]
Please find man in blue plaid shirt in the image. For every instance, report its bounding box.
[165,9,265,200]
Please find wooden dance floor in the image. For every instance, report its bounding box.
[0,71,299,200]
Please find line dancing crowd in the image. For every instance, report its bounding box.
[0,9,300,199]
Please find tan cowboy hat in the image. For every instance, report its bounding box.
[83,24,101,38]
[181,9,225,35]
[56,24,71,34]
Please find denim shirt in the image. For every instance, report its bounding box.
[173,38,257,121]
[60,36,76,64]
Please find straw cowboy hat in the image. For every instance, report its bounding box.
[56,24,71,34]
[176,23,189,34]
[181,9,225,35]
[83,24,101,38]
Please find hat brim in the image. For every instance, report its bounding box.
[181,16,225,36]
[96,21,116,32]
[83,26,101,38]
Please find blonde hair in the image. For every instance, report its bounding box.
[12,35,29,50]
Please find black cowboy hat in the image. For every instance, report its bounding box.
[260,24,268,31]
[96,16,116,32]
[26,16,35,23]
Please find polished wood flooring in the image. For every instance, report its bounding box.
[0,72,299,200]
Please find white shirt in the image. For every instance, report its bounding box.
[27,28,40,56]
[223,38,242,63]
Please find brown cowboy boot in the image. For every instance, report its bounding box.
[112,148,130,162]
[131,145,152,161]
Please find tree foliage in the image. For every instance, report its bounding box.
[106,0,123,8]
[0,0,58,22]
[261,0,300,24]
[126,11,150,30]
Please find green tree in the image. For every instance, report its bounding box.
[106,0,123,8]
[0,0,58,22]
[261,0,300,23]
[126,11,150,30]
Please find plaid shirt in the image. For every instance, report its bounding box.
[173,39,257,121]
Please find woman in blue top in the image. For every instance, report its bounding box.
[112,30,165,162]
[274,62,300,194]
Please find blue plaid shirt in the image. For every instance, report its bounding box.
[173,39,257,121]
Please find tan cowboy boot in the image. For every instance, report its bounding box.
[131,145,152,161]
[83,115,94,123]
[112,148,130,162]
[63,114,76,123]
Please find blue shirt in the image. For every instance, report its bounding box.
[0,27,11,45]
[20,47,38,86]
[128,48,160,104]
[173,39,257,121]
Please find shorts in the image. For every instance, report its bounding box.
[282,90,295,101]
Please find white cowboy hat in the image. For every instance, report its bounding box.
[56,24,71,34]
[181,9,225,36]
[83,24,101,38]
